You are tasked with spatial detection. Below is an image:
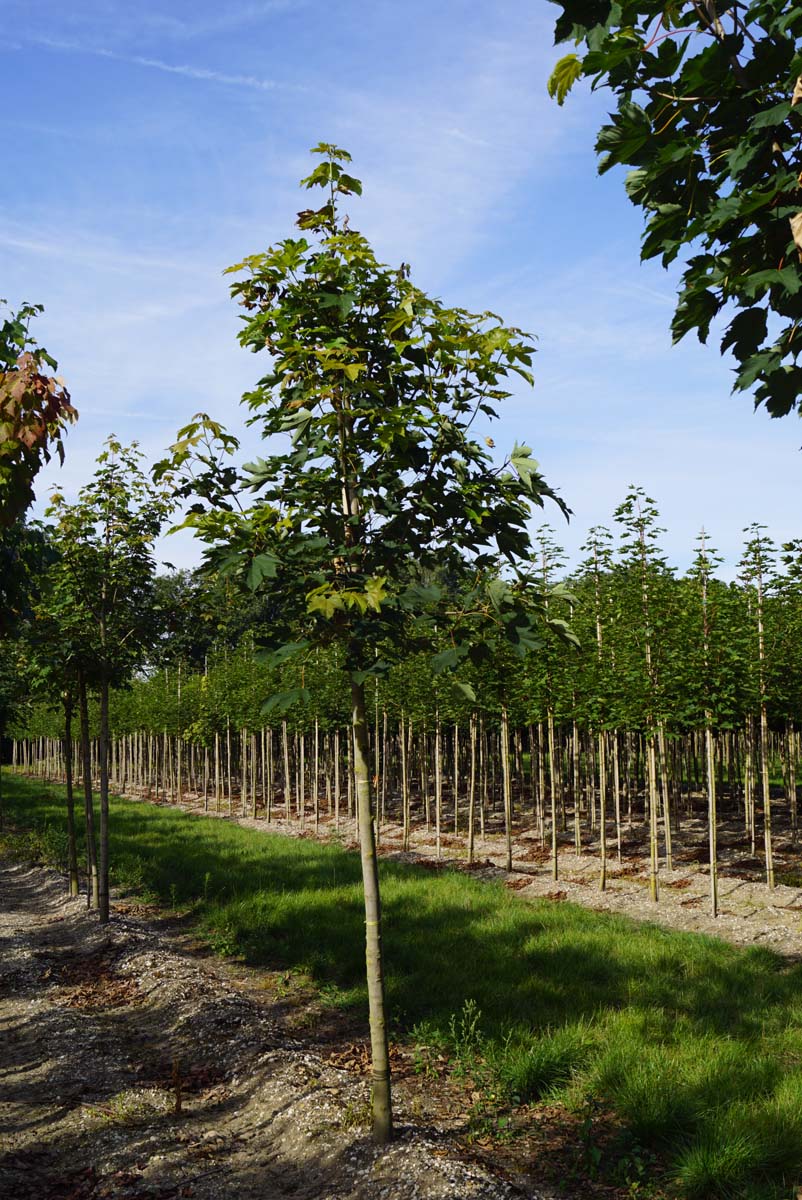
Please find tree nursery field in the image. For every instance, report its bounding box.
[6,2,802,1194]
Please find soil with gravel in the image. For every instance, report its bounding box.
[0,858,558,1200]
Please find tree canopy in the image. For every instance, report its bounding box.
[549,0,802,417]
[0,300,76,526]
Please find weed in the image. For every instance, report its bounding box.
[448,998,484,1079]
[341,1095,372,1130]
[84,1088,169,1128]
[204,918,239,958]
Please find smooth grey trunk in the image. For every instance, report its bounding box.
[400,712,410,851]
[611,731,622,863]
[547,710,558,881]
[98,675,110,923]
[598,730,607,891]
[647,734,659,902]
[501,707,513,872]
[435,715,442,859]
[572,720,581,855]
[657,723,673,872]
[706,719,718,917]
[351,677,392,1143]
[78,672,99,909]
[64,692,80,897]
[467,714,477,865]
[760,705,775,889]
[282,720,291,822]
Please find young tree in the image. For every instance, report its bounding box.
[614,487,673,898]
[739,523,778,887]
[47,439,170,922]
[686,531,724,916]
[157,144,568,1142]
[549,2,802,417]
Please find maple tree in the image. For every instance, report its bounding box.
[1,301,76,527]
[549,1,802,416]
[157,144,568,1141]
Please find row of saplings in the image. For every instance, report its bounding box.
[13,711,799,923]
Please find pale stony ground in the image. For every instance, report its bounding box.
[0,858,553,1200]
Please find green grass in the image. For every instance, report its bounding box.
[3,771,802,1199]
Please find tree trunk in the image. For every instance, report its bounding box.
[78,671,99,909]
[351,677,392,1144]
[647,733,659,902]
[98,674,111,924]
[547,709,558,881]
[706,718,718,917]
[598,729,607,891]
[467,714,477,865]
[501,707,513,873]
[64,692,80,897]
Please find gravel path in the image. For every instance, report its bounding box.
[0,858,550,1200]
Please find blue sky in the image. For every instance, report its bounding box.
[3,0,802,577]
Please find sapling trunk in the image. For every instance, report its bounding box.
[400,711,410,852]
[547,709,558,881]
[435,714,442,859]
[453,725,459,836]
[467,713,477,865]
[334,729,340,831]
[572,720,581,855]
[314,720,320,832]
[706,718,718,917]
[64,692,80,897]
[789,724,798,843]
[78,672,99,909]
[647,734,659,902]
[612,731,622,864]
[351,677,392,1144]
[501,706,513,873]
[658,723,673,872]
[598,729,607,891]
[97,674,111,923]
[760,704,775,889]
[282,720,291,822]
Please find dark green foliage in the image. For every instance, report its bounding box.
[549,1,802,417]
[155,145,569,699]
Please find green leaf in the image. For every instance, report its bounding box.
[261,687,310,715]
[452,679,477,703]
[547,53,583,105]
[509,442,540,492]
[255,640,308,667]
[431,645,467,674]
[246,552,279,591]
[486,578,510,611]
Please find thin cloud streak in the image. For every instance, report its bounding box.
[0,227,215,277]
[27,36,306,93]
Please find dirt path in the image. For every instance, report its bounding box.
[0,858,551,1200]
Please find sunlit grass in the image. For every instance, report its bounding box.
[3,771,802,1199]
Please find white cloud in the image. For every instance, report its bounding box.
[26,35,305,92]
